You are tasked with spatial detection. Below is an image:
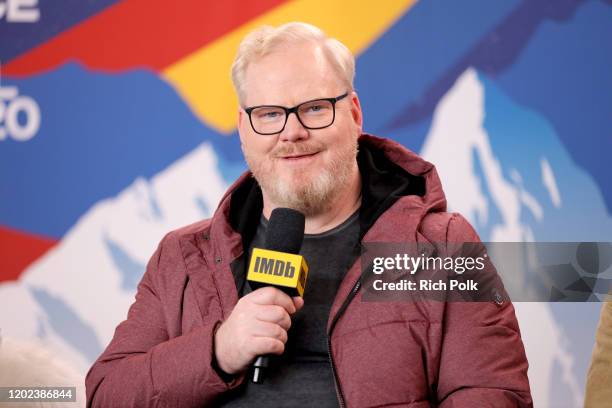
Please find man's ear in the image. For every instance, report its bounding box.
[350,91,363,133]
[237,108,246,144]
[237,108,244,127]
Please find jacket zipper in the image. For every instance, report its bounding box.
[327,279,361,408]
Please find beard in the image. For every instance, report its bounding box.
[243,139,358,216]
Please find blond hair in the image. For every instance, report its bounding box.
[231,22,355,104]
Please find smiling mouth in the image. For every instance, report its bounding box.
[280,152,319,160]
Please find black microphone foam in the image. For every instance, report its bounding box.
[264,208,305,254]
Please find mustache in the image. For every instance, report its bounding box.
[272,143,325,158]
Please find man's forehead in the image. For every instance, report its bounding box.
[242,42,343,106]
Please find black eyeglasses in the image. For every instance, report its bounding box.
[243,92,349,135]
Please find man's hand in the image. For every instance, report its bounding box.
[214,287,304,375]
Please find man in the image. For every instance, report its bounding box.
[86,22,532,407]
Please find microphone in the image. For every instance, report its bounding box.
[246,208,309,384]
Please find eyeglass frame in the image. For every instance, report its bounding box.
[242,92,350,135]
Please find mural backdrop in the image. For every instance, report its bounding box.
[1,1,611,406]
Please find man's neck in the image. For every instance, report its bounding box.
[262,169,362,235]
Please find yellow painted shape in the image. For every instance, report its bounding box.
[162,0,416,133]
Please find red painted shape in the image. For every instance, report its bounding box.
[3,0,286,76]
[0,226,57,282]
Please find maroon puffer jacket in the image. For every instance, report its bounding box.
[86,134,532,407]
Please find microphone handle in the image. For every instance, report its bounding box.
[252,355,270,383]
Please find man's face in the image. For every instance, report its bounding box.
[238,41,363,215]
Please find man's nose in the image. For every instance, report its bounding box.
[279,112,309,142]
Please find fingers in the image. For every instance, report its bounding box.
[250,287,297,314]
[255,305,292,330]
[252,321,289,344]
[213,286,305,374]
[250,336,285,356]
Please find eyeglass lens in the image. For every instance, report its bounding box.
[250,99,334,134]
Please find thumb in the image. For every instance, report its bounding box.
[292,296,304,312]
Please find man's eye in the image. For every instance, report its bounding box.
[308,104,325,112]
[257,111,281,119]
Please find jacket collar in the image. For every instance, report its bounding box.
[223,133,429,251]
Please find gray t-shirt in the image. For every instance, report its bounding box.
[218,210,360,407]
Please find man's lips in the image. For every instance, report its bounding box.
[278,152,319,160]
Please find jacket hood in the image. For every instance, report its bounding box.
[216,133,446,248]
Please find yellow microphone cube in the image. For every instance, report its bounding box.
[247,248,309,297]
